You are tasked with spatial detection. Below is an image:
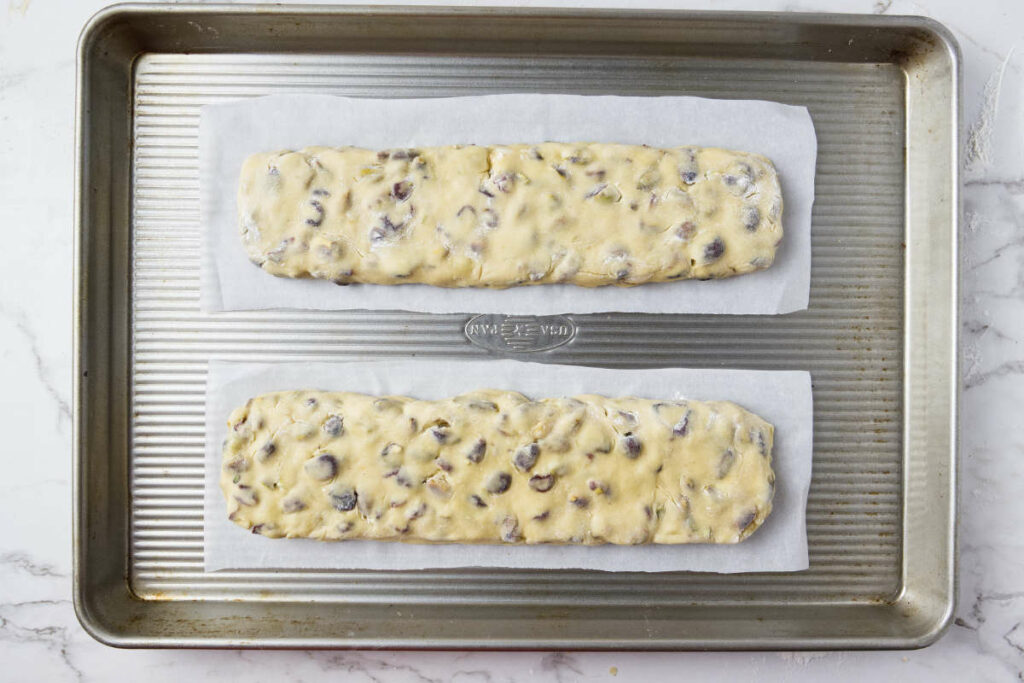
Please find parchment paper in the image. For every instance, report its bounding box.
[199,94,816,315]
[204,360,812,573]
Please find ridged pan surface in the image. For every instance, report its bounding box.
[130,52,904,605]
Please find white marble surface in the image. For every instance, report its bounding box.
[1,0,1021,679]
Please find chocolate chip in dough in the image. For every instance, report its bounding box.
[703,237,725,263]
[622,434,643,459]
[584,183,621,202]
[717,449,736,479]
[678,149,699,185]
[568,149,594,165]
[672,412,690,437]
[492,172,518,193]
[394,467,416,488]
[305,199,324,227]
[282,497,307,513]
[569,495,590,509]
[722,164,754,196]
[737,509,758,532]
[529,474,556,492]
[752,429,769,457]
[328,486,358,512]
[224,455,250,473]
[466,438,487,463]
[744,206,761,231]
[430,423,451,443]
[304,453,339,481]
[480,209,499,229]
[380,442,403,466]
[513,443,540,472]
[331,269,353,284]
[322,415,344,437]
[265,238,293,264]
[391,180,413,202]
[369,215,405,244]
[257,440,277,462]
[499,516,522,542]
[616,410,638,426]
[388,148,420,160]
[469,494,488,508]
[485,471,512,494]
[233,485,258,507]
[675,221,696,242]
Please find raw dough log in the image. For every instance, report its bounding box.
[221,390,775,545]
[238,143,783,287]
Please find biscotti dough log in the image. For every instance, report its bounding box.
[238,143,783,287]
[221,390,775,545]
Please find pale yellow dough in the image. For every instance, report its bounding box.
[238,143,783,287]
[220,390,775,545]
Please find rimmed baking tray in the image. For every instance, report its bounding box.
[73,3,959,649]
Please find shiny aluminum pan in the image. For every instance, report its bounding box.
[73,4,959,649]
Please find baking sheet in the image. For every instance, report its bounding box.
[199,93,816,315]
[204,360,812,574]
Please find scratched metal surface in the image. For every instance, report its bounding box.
[74,5,958,648]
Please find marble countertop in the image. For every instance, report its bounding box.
[2,0,1021,679]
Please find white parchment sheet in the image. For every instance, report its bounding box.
[204,360,812,573]
[199,94,816,315]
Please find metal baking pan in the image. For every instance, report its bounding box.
[73,4,959,649]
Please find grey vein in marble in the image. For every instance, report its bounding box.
[539,653,583,683]
[0,305,71,426]
[0,553,65,578]
[0,601,82,683]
